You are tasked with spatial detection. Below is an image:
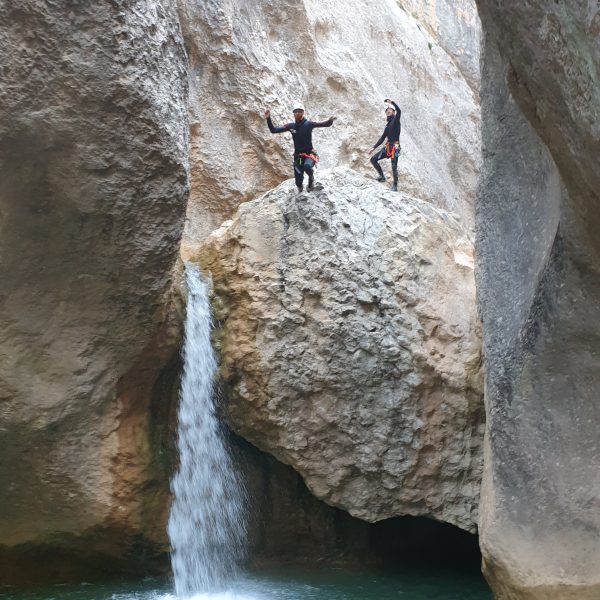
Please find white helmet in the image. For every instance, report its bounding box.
[293,102,305,112]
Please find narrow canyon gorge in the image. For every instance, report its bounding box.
[0,1,598,598]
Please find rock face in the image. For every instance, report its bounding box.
[177,0,481,251]
[475,1,600,597]
[0,1,188,581]
[400,0,481,91]
[196,168,484,532]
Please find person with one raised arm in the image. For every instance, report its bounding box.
[368,98,402,192]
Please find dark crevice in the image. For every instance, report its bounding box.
[227,432,483,575]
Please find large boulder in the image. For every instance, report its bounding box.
[475,1,600,597]
[0,0,188,581]
[177,0,481,250]
[196,168,484,532]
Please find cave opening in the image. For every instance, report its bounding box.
[369,515,483,574]
[230,433,484,581]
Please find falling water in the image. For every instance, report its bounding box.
[168,264,246,598]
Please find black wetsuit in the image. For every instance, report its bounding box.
[370,100,401,185]
[267,116,334,189]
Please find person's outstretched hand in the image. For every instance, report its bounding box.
[384,98,392,104]
[264,109,271,119]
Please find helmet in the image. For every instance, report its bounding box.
[293,102,305,112]
[385,104,395,113]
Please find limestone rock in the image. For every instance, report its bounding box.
[0,0,188,580]
[196,168,484,532]
[177,0,481,252]
[400,0,481,92]
[475,1,600,597]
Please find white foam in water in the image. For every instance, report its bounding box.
[158,593,257,600]
[167,264,246,598]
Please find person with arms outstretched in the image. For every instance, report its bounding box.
[368,98,401,191]
[265,103,336,192]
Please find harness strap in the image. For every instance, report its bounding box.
[385,142,400,159]
[297,151,320,165]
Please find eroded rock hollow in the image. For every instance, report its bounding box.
[475,1,600,598]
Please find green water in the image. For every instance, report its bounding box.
[0,567,491,600]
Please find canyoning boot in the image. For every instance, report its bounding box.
[296,184,303,193]
[307,175,314,192]
[376,175,386,182]
[390,183,398,192]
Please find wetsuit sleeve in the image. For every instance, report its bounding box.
[373,129,387,148]
[309,117,334,128]
[391,100,401,122]
[267,117,292,134]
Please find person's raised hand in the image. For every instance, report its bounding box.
[384,98,392,104]
[264,109,271,119]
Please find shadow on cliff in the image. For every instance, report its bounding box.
[229,433,483,575]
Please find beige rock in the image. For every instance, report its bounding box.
[0,0,188,581]
[196,168,484,532]
[177,0,481,252]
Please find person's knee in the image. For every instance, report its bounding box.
[370,155,378,166]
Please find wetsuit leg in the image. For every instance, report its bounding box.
[391,150,400,186]
[303,158,315,189]
[370,147,387,178]
[294,157,304,189]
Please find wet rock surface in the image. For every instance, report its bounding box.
[197,168,484,532]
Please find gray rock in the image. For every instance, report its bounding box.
[196,168,484,532]
[400,0,481,92]
[475,1,600,597]
[177,0,481,251]
[0,0,188,579]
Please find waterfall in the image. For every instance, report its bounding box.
[168,264,246,598]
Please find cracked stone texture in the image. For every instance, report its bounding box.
[475,1,600,597]
[0,0,188,581]
[177,0,481,252]
[195,168,484,533]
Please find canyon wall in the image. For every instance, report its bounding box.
[177,0,481,252]
[475,1,600,597]
[0,0,188,580]
[3,0,599,595]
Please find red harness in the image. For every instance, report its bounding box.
[385,142,400,159]
[298,151,320,165]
